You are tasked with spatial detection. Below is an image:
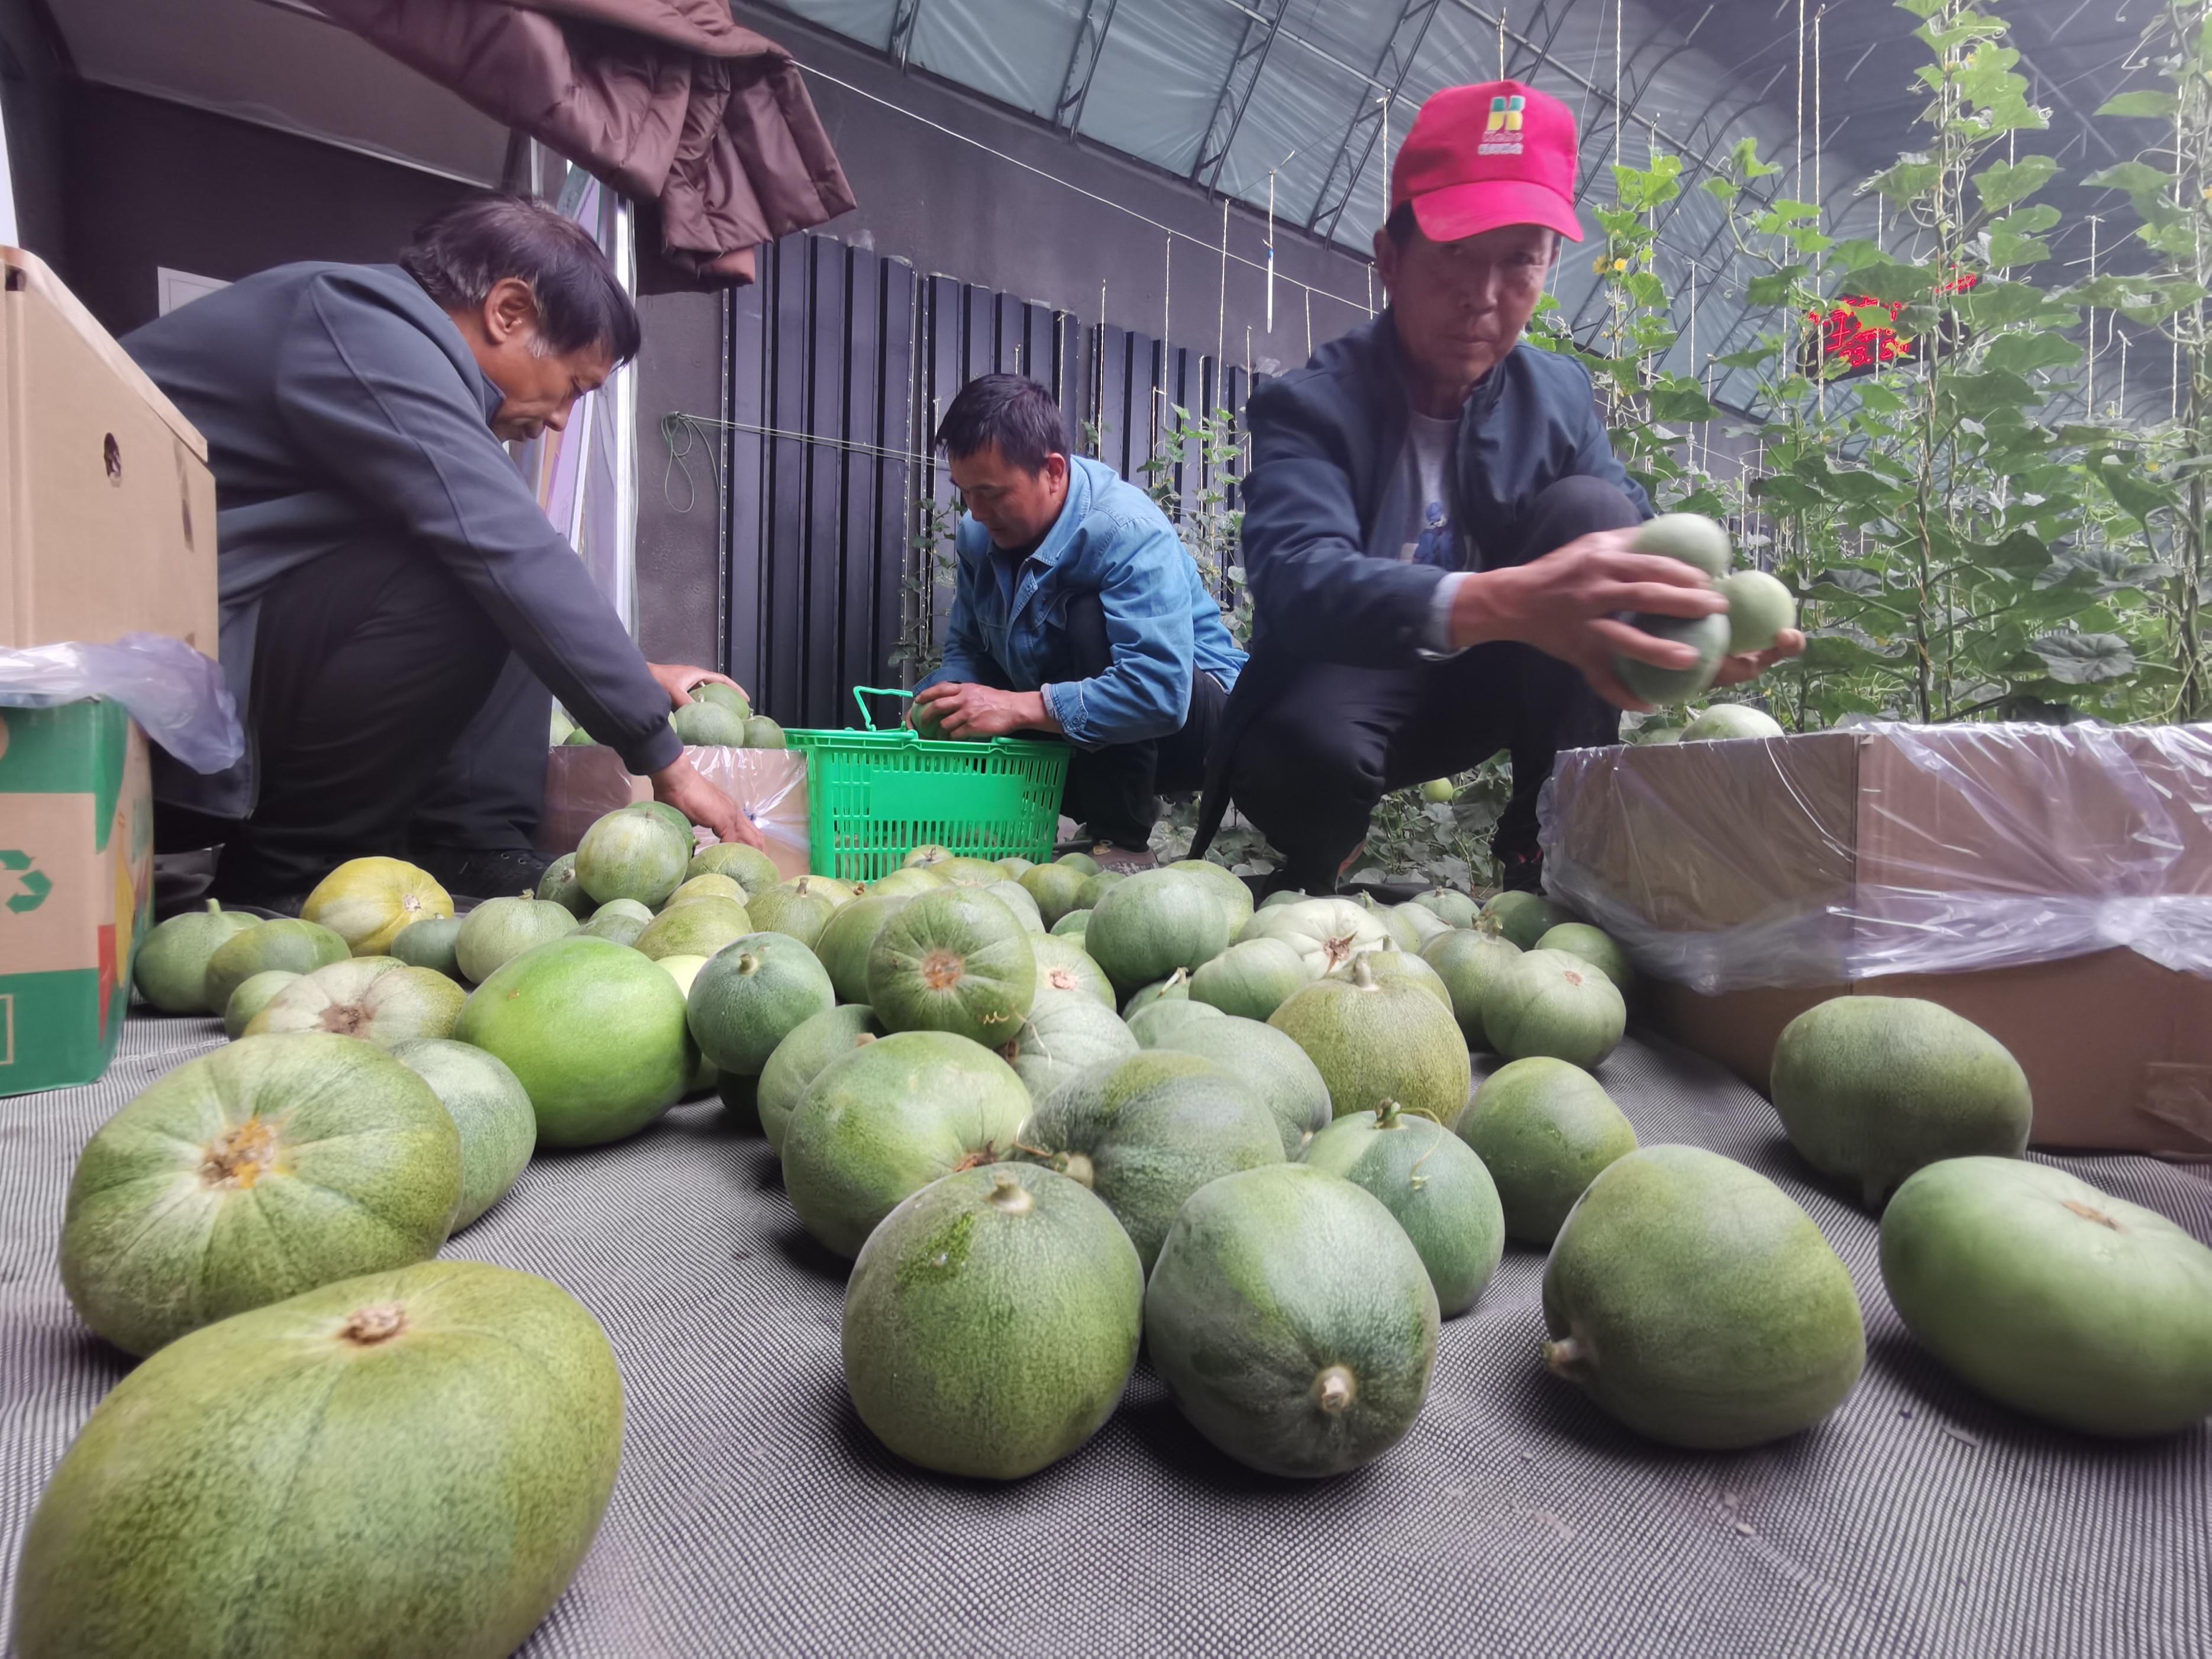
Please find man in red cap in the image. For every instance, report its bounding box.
[1190,80,1800,894]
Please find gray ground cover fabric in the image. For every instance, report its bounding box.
[2,1015,2208,1658]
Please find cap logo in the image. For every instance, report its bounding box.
[1480,93,1526,154]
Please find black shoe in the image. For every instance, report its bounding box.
[412,845,550,902]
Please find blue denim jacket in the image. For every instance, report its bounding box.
[918,456,1245,749]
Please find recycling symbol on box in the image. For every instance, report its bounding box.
[0,850,51,914]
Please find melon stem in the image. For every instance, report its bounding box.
[1543,1335,1594,1381]
[1313,1364,1357,1414]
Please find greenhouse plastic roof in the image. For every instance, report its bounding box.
[768,0,2163,413]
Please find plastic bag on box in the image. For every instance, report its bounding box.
[1538,721,2212,993]
[0,633,243,774]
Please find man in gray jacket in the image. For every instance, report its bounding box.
[129,193,759,907]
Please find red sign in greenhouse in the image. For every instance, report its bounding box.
[1807,273,1978,376]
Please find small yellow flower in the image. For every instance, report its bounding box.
[1593,256,1610,272]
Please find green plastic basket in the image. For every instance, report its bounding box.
[784,688,1070,881]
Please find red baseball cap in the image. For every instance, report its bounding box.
[1391,80,1584,244]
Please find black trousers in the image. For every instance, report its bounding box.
[182,537,509,899]
[1057,593,1227,851]
[406,651,553,856]
[1229,475,1639,893]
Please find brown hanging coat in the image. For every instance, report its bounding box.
[314,0,856,283]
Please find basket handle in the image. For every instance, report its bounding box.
[852,686,915,732]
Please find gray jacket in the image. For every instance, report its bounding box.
[125,262,680,815]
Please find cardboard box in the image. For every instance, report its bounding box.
[1543,724,2212,1157]
[0,247,219,653]
[538,745,811,881]
[0,701,154,1097]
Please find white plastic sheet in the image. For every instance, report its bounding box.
[0,634,243,774]
[1538,722,2212,993]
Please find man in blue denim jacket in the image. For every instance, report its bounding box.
[913,375,1245,866]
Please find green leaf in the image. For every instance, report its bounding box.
[1730,136,1780,179]
[1986,230,2051,267]
[2094,462,2181,525]
[1853,382,1907,415]
[2095,90,2178,118]
[1969,529,2053,577]
[1973,155,2058,211]
[2029,633,2137,685]
[1715,344,1778,370]
[1746,272,1800,306]
[1798,632,1909,673]
[1648,385,1719,422]
[1983,333,2082,375]
[1701,176,1738,204]
[1867,157,1941,203]
[1993,205,2061,235]
[2082,160,2174,207]
[1811,568,1886,598]
[1893,0,1943,17]
[1943,369,2039,415]
[1955,280,2061,328]
[1845,260,1936,304]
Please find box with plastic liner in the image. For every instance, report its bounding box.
[538,745,810,882]
[1539,722,2212,1156]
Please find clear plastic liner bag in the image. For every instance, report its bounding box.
[1538,721,2212,994]
[537,744,810,880]
[0,633,243,774]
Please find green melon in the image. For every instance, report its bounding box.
[1240,897,1388,979]
[1328,942,1452,1010]
[757,1005,885,1155]
[301,857,454,958]
[1269,956,1472,1125]
[560,726,596,746]
[653,954,717,1096]
[684,932,836,1076]
[1257,888,1310,911]
[693,681,751,719]
[868,866,948,898]
[575,805,689,908]
[1122,968,1193,1018]
[221,970,299,1041]
[997,992,1139,1101]
[550,705,576,745]
[1717,569,1796,654]
[390,915,464,980]
[1880,1157,2212,1437]
[133,900,257,1014]
[1410,888,1480,929]
[453,893,578,984]
[1189,937,1309,1021]
[744,716,787,749]
[1073,869,1125,911]
[535,853,593,918]
[1019,861,1092,928]
[1125,998,1225,1048]
[747,877,839,949]
[1635,511,1732,576]
[1681,701,1785,741]
[1050,908,1092,937]
[1031,933,1116,1010]
[1458,1057,1638,1245]
[576,899,652,947]
[629,800,696,847]
[1055,850,1101,876]
[1167,857,1255,932]
[58,1034,460,1356]
[1419,928,1523,1048]
[843,1164,1142,1480]
[13,1260,619,1659]
[665,872,747,908]
[672,699,750,745]
[1483,948,1627,1069]
[1139,1015,1332,1157]
[454,937,690,1147]
[1543,1145,1865,1449]
[1083,869,1233,997]
[1354,890,1425,953]
[1421,778,1456,803]
[686,841,782,898]
[1478,890,1570,951]
[1393,902,1452,947]
[634,894,754,961]
[1532,922,1634,996]
[903,843,954,869]
[1022,1051,1282,1271]
[387,1038,536,1231]
[937,856,1009,887]
[780,1031,1032,1258]
[997,856,1035,877]
[866,886,1036,1048]
[203,919,350,1015]
[983,879,1047,933]
[1616,610,1731,706]
[1771,997,2032,1207]
[244,958,464,1048]
[796,875,860,908]
[1146,1164,1439,1477]
[1303,1102,1505,1318]
[814,893,912,1004]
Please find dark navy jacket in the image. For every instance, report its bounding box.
[1191,312,1649,852]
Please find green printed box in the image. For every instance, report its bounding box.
[0,701,153,1096]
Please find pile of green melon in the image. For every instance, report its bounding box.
[553,680,787,751]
